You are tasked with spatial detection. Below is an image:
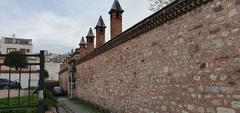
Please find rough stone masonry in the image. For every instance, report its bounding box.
[60,0,240,113]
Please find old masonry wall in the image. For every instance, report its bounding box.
[74,0,240,113]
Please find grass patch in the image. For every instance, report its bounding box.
[0,91,58,113]
[0,95,38,113]
[0,108,38,113]
[0,95,38,106]
[69,97,109,113]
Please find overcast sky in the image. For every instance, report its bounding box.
[0,0,152,54]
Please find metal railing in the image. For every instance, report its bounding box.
[0,51,45,113]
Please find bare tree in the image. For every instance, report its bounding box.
[148,0,175,12]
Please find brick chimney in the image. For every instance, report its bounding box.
[86,28,95,52]
[109,0,124,39]
[72,48,80,60]
[95,16,106,48]
[79,36,87,57]
[74,48,80,55]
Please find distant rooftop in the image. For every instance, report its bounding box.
[1,34,32,45]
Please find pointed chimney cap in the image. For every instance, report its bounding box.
[86,28,95,38]
[109,0,124,13]
[79,37,86,45]
[95,16,106,28]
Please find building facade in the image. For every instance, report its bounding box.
[0,34,38,89]
[0,34,32,54]
[44,50,66,81]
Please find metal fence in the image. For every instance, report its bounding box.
[0,51,44,113]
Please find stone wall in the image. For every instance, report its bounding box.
[75,0,240,113]
[59,63,68,91]
[59,70,68,91]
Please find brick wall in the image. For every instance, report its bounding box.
[110,11,122,39]
[74,0,240,113]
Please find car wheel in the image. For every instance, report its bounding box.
[3,86,9,90]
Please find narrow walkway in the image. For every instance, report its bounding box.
[57,97,87,113]
[58,106,68,113]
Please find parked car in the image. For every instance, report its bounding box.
[52,86,65,96]
[0,78,21,90]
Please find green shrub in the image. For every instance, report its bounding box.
[44,69,49,79]
[44,80,59,111]
[44,90,57,110]
[3,51,28,70]
[45,80,59,91]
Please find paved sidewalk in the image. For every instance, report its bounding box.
[57,97,87,113]
[0,90,28,98]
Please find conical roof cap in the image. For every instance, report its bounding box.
[86,28,95,38]
[96,16,106,28]
[109,0,124,13]
[79,37,86,45]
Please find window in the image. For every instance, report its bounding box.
[15,39,30,44]
[6,48,16,53]
[5,38,13,44]
[20,48,26,53]
[27,49,30,53]
[22,65,29,69]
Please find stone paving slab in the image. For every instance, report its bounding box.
[58,97,87,113]
[58,107,68,113]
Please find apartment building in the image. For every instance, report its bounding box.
[0,34,32,54]
[0,34,38,88]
